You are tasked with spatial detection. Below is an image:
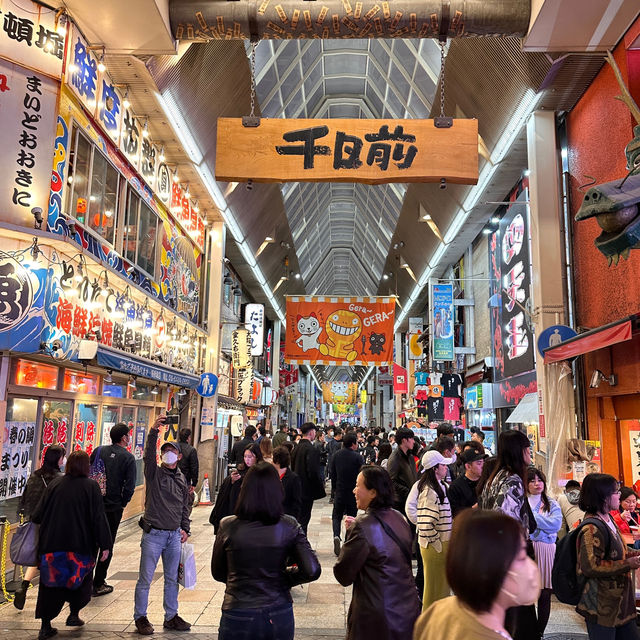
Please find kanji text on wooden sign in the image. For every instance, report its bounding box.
[216,118,478,185]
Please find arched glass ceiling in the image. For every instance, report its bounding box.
[254,38,441,296]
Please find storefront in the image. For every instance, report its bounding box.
[463,383,497,453]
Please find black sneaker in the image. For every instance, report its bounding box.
[92,583,114,597]
[163,614,192,631]
[135,616,154,636]
[65,614,85,627]
[333,536,341,556]
[13,583,28,610]
[38,627,57,640]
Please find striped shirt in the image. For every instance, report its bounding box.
[405,480,452,552]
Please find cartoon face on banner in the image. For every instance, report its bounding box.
[285,296,394,366]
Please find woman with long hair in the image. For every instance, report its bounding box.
[211,462,320,640]
[414,510,541,640]
[577,473,640,639]
[210,443,262,533]
[480,430,537,640]
[377,442,392,469]
[526,467,562,637]
[31,451,112,640]
[260,437,273,464]
[405,450,453,610]
[13,445,66,610]
[334,465,420,640]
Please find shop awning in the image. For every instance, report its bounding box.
[217,395,244,411]
[96,346,199,388]
[506,393,538,424]
[543,316,634,364]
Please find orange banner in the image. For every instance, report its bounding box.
[285,296,395,366]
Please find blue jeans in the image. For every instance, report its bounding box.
[586,620,640,640]
[134,528,181,621]
[219,604,294,640]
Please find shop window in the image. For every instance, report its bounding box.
[134,407,150,485]
[124,189,158,279]
[101,405,121,447]
[66,126,120,245]
[0,397,38,516]
[103,383,126,398]
[132,384,154,401]
[63,370,99,394]
[15,359,58,389]
[73,403,99,455]
[41,400,72,461]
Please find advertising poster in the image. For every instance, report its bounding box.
[628,424,640,486]
[285,296,394,366]
[0,421,35,501]
[432,283,454,361]
[393,363,408,395]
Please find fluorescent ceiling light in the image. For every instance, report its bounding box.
[358,366,375,391]
[158,91,203,165]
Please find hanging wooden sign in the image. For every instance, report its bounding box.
[216,118,478,185]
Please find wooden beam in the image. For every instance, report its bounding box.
[216,118,478,185]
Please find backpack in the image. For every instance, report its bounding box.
[551,516,611,605]
[89,446,107,496]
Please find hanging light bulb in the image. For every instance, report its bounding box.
[142,119,149,138]
[98,51,106,73]
[122,87,131,110]
[74,260,84,282]
[128,375,137,390]
[172,169,179,183]
[159,146,165,163]
[151,384,159,395]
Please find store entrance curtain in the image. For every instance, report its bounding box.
[285,296,395,366]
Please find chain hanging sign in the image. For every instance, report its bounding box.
[216,118,478,185]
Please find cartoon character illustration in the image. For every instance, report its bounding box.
[295,313,322,352]
[318,309,362,361]
[369,332,386,355]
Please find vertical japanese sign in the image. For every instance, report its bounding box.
[0,421,35,501]
[244,303,265,356]
[393,363,408,395]
[0,60,57,228]
[0,0,65,78]
[490,185,535,381]
[232,328,253,404]
[432,283,454,361]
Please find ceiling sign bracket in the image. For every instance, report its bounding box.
[433,33,451,129]
[243,40,260,128]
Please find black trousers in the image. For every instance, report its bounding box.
[36,572,92,621]
[299,498,314,534]
[94,508,123,587]
[332,496,357,538]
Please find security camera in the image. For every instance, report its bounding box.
[31,207,43,228]
[589,369,618,388]
[67,221,77,236]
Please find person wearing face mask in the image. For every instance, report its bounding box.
[406,450,453,610]
[133,415,191,636]
[576,473,640,640]
[90,423,136,597]
[557,480,585,538]
[413,509,541,640]
[13,444,66,611]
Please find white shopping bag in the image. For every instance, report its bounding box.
[178,542,197,590]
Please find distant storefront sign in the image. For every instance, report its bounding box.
[432,283,454,361]
[244,303,265,356]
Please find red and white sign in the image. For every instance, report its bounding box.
[393,363,408,395]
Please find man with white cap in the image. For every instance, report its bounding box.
[405,450,454,610]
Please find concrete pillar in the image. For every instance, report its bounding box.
[526,110,575,486]
[196,221,225,490]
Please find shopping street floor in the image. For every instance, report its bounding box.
[0,492,588,639]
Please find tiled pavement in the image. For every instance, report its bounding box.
[0,492,588,639]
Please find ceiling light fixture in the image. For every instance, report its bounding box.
[256,234,276,257]
[104,369,113,384]
[142,119,149,138]
[159,146,165,163]
[151,384,159,395]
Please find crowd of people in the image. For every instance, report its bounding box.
[13,415,640,640]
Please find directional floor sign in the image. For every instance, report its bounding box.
[196,372,218,398]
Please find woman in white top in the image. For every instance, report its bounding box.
[406,450,453,611]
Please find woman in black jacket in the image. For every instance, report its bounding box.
[272,445,302,521]
[210,443,262,533]
[211,462,321,640]
[32,451,112,640]
[13,445,66,610]
[333,465,421,640]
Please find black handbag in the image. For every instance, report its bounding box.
[10,520,39,567]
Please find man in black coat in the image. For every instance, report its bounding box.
[177,428,199,515]
[386,426,417,513]
[290,422,325,534]
[229,425,257,465]
[329,432,363,555]
[448,448,487,517]
[326,427,343,503]
[90,422,136,597]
